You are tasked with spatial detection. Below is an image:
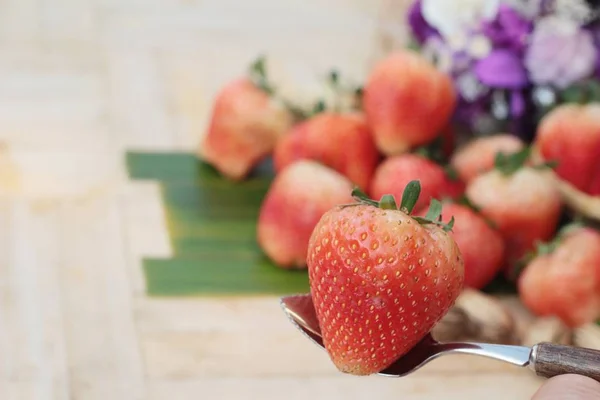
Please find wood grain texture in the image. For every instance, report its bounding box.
[533,343,600,382]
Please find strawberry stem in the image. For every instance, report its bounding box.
[399,180,421,214]
[351,187,379,207]
[494,146,558,176]
[414,135,450,165]
[248,55,310,121]
[494,147,531,176]
[511,221,587,280]
[249,55,276,96]
[379,195,397,210]
[413,199,455,232]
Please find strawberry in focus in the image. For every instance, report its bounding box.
[273,112,380,190]
[450,134,525,184]
[307,182,464,375]
[363,50,457,156]
[418,201,505,290]
[199,59,294,180]
[257,160,354,269]
[370,154,465,213]
[465,148,563,276]
[535,103,600,196]
[518,225,600,328]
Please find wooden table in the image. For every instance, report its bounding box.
[0,0,543,398]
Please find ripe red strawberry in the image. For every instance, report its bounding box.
[199,69,294,180]
[307,182,464,375]
[418,202,505,290]
[518,225,600,327]
[450,134,525,184]
[370,154,465,213]
[257,160,354,269]
[465,148,563,275]
[535,103,600,196]
[273,112,380,190]
[363,49,457,155]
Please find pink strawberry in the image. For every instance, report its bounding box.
[450,134,525,184]
[535,103,600,196]
[518,226,600,327]
[273,112,380,190]
[199,76,293,180]
[362,49,457,155]
[465,148,563,274]
[257,160,353,269]
[307,182,464,375]
[370,154,465,213]
[418,202,505,290]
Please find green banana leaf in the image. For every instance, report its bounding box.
[127,152,310,297]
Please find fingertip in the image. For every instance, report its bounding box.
[532,374,600,399]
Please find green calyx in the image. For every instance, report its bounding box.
[494,146,559,176]
[494,147,531,176]
[414,134,450,166]
[560,79,600,105]
[412,199,455,233]
[248,55,308,121]
[249,55,276,96]
[413,134,459,182]
[511,221,585,280]
[350,180,455,232]
[249,57,363,120]
[307,69,364,116]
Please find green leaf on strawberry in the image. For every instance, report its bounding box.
[511,221,587,280]
[351,181,454,232]
[494,146,558,176]
[494,146,531,176]
[249,55,276,96]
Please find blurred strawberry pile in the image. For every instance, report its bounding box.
[198,46,600,331]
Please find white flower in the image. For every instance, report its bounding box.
[524,15,597,88]
[421,37,454,73]
[502,0,546,19]
[421,0,500,37]
[553,0,596,26]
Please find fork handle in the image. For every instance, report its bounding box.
[531,342,600,382]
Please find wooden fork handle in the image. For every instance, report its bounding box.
[531,342,600,382]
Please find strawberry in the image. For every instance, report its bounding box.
[450,134,525,184]
[362,49,457,155]
[273,112,380,190]
[465,148,563,275]
[307,182,464,375]
[257,160,354,269]
[518,225,600,328]
[370,154,465,213]
[418,202,505,290]
[535,103,600,196]
[199,58,294,180]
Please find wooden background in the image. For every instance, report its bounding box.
[0,0,544,398]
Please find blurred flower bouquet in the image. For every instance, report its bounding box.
[407,0,600,140]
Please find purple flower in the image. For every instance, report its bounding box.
[510,90,526,116]
[524,16,597,88]
[474,49,528,88]
[588,25,600,79]
[480,4,533,54]
[407,0,439,44]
